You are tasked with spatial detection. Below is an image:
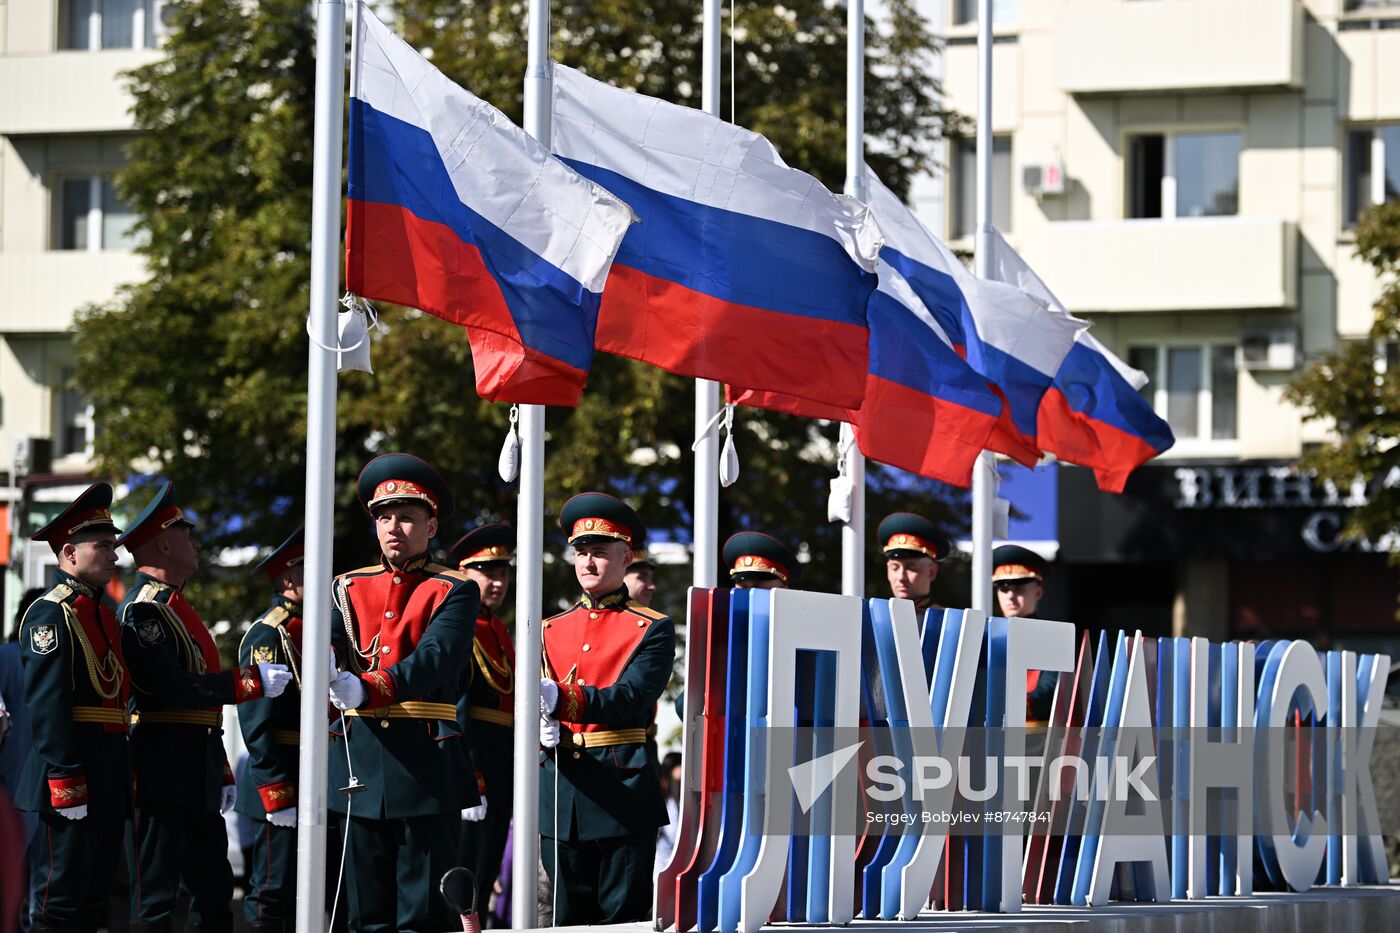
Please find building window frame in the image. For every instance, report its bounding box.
[950,134,1013,241]
[1123,127,1244,221]
[1128,340,1240,453]
[59,0,161,52]
[952,0,1019,28]
[52,174,142,252]
[1344,123,1400,229]
[53,364,95,462]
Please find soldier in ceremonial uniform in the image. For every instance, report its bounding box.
[722,531,797,590]
[119,481,293,933]
[877,512,950,612]
[16,483,128,932]
[538,493,675,925]
[236,527,306,933]
[993,545,1055,723]
[447,522,515,916]
[326,454,481,933]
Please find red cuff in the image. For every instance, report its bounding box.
[557,683,586,723]
[259,781,296,812]
[359,670,397,709]
[222,760,235,786]
[476,770,487,795]
[48,774,88,809]
[233,665,265,703]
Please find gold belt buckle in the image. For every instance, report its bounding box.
[572,732,586,747]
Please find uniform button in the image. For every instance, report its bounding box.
[572,751,581,760]
[385,611,395,619]
[379,720,390,729]
[393,575,402,584]
[638,620,646,627]
[381,646,391,655]
[577,679,586,686]
[207,728,214,735]
[582,644,590,652]
[589,612,598,620]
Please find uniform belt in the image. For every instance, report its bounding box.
[568,727,650,748]
[72,706,128,725]
[272,730,300,745]
[469,707,514,727]
[133,710,220,727]
[345,701,458,721]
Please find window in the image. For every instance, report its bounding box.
[55,366,94,459]
[1127,343,1238,442]
[61,0,158,50]
[1126,131,1241,219]
[1345,125,1400,227]
[953,0,1018,27]
[951,136,1012,239]
[54,176,143,251]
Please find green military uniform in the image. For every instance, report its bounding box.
[541,493,675,925]
[877,512,951,613]
[328,454,481,933]
[236,527,306,933]
[448,523,516,916]
[16,484,129,932]
[118,482,276,933]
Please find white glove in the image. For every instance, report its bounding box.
[540,716,561,749]
[267,806,297,828]
[540,678,559,717]
[258,663,293,698]
[56,804,87,821]
[220,785,237,813]
[328,671,366,711]
[461,796,488,822]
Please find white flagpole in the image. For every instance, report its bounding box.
[695,0,722,590]
[841,0,867,600]
[294,0,345,928]
[970,0,995,619]
[512,0,549,926]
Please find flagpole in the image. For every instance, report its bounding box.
[695,0,721,590]
[294,0,345,928]
[970,0,995,619]
[512,0,549,926]
[841,0,866,600]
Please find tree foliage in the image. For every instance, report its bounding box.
[1284,200,1400,556]
[74,0,969,629]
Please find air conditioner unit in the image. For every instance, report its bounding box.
[1022,162,1066,198]
[11,435,53,479]
[1239,329,1298,372]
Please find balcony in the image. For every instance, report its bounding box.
[0,251,147,331]
[1055,0,1303,96]
[0,50,158,135]
[1044,216,1296,313]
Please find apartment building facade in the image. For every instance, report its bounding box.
[0,0,161,613]
[929,0,1400,650]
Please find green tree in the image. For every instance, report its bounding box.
[1284,201,1400,560]
[75,0,969,633]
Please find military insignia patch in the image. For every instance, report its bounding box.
[30,623,57,656]
[252,645,275,665]
[136,617,165,647]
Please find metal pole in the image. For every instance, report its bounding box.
[970,0,995,618]
[511,2,549,925]
[841,0,866,600]
[694,0,722,589]
[294,0,345,929]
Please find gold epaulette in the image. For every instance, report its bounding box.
[42,583,74,606]
[625,601,667,622]
[131,581,171,604]
[259,605,291,629]
[336,564,382,582]
[425,563,467,582]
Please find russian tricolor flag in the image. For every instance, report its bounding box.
[735,258,1003,488]
[988,233,1174,492]
[550,64,883,411]
[345,7,635,406]
[866,173,1087,465]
